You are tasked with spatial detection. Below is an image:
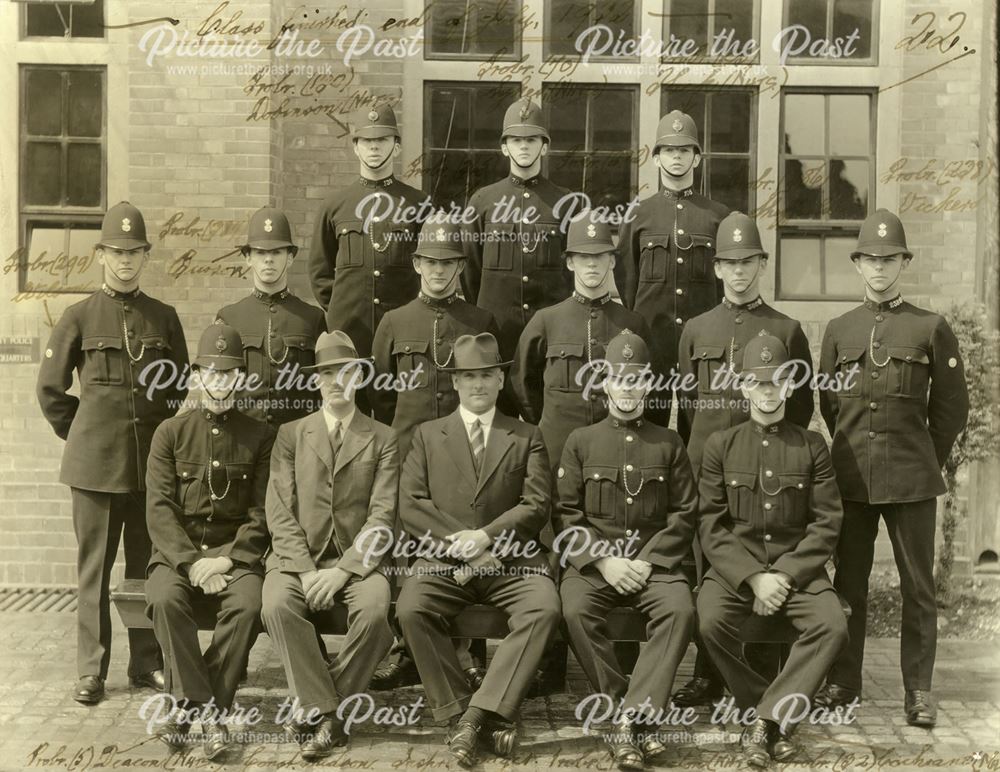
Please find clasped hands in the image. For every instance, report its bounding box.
[595,556,653,595]
[299,566,352,612]
[446,529,502,585]
[747,571,793,616]
[187,556,233,595]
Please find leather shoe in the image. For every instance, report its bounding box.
[154,711,191,752]
[740,719,773,768]
[370,659,420,690]
[464,666,487,691]
[447,721,480,768]
[73,676,105,705]
[672,676,724,707]
[129,669,165,691]
[483,719,517,758]
[814,682,860,709]
[904,690,937,727]
[638,729,668,760]
[605,718,644,771]
[770,727,797,762]
[300,716,348,761]
[203,721,230,761]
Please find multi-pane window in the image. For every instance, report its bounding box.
[778,89,875,299]
[23,0,105,39]
[546,0,638,58]
[543,84,638,215]
[660,88,756,212]
[19,66,106,293]
[661,0,759,61]
[782,0,877,63]
[422,82,521,207]
[424,0,520,60]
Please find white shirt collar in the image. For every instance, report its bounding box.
[459,405,495,430]
[323,406,355,435]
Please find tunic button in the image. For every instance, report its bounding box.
[182,472,188,477]
[374,270,381,277]
[207,517,213,523]
[266,415,273,422]
[522,304,529,310]
[675,318,683,325]
[730,480,738,486]
[522,246,530,253]
[658,475,664,481]
[876,314,884,322]
[873,341,881,349]
[797,483,804,489]
[625,529,633,535]
[735,318,743,324]
[270,307,277,314]
[523,192,530,199]
[373,298,380,305]
[242,474,248,479]
[590,311,598,319]
[677,228,685,235]
[341,228,348,234]
[593,473,600,479]
[522,275,529,283]
[765,470,773,478]
[211,428,220,436]
[764,534,772,542]
[373,216,380,222]
[906,355,912,361]
[626,497,633,505]
[269,331,276,338]
[869,431,877,439]
[212,460,220,468]
[625,464,634,472]
[676,288,683,295]
[871,372,879,379]
[97,341,104,349]
[559,349,566,357]
[647,242,653,247]
[677,257,684,264]
[132,387,140,394]
[133,418,140,424]
[437,338,444,344]
[436,392,444,399]
[762,440,769,447]
[626,435,634,442]
[764,502,772,511]
[403,345,410,352]
[123,305,129,312]
[870,402,878,410]
[201,545,208,551]
[590,338,597,345]
[677,203,683,210]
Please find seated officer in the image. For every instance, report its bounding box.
[555,330,698,771]
[397,333,561,767]
[145,322,274,759]
[261,331,397,761]
[697,333,847,767]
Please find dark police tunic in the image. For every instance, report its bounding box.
[216,288,326,426]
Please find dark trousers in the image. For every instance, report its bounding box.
[262,570,393,715]
[397,569,560,722]
[829,498,938,692]
[680,547,724,683]
[145,565,262,709]
[561,571,693,715]
[71,488,161,679]
[698,578,848,725]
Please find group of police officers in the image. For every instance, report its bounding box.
[35,98,970,769]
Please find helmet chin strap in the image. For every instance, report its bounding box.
[575,261,613,294]
[428,262,462,295]
[202,372,240,403]
[727,260,762,298]
[506,141,543,172]
[104,258,141,286]
[255,256,290,289]
[607,389,645,418]
[660,153,697,181]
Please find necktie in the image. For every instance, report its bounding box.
[470,419,485,476]
[330,421,343,461]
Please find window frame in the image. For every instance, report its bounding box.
[780,0,880,67]
[660,0,762,64]
[20,0,107,41]
[543,0,642,61]
[423,0,523,62]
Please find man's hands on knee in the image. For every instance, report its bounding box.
[445,529,492,560]
[302,567,352,611]
[595,557,648,595]
[188,556,233,595]
[747,572,792,616]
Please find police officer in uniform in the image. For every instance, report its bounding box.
[145,323,274,759]
[37,202,189,705]
[461,98,580,358]
[555,330,698,770]
[309,104,434,398]
[814,210,969,728]
[672,212,814,706]
[617,110,731,425]
[217,207,325,427]
[697,333,847,767]
[512,211,651,469]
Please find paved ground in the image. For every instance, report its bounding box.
[0,610,997,771]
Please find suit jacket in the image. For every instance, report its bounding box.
[400,409,551,570]
[264,410,398,576]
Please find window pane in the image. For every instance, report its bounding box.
[779,236,822,296]
[662,90,707,126]
[666,0,709,53]
[550,0,635,57]
[785,0,828,44]
[471,87,516,146]
[25,143,63,205]
[428,88,470,148]
[784,94,825,155]
[829,159,868,219]
[829,94,869,155]
[546,90,589,150]
[26,223,101,290]
[67,144,102,206]
[833,0,873,59]
[588,155,632,210]
[715,0,755,49]
[428,0,517,58]
[68,71,103,137]
[26,70,64,137]
[71,0,105,38]
[592,90,633,150]
[824,236,859,295]
[709,157,751,212]
[547,155,587,197]
[25,5,67,37]
[424,151,469,207]
[709,92,751,152]
[784,159,824,219]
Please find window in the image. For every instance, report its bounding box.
[19,66,106,293]
[661,0,759,61]
[23,0,105,39]
[422,82,521,207]
[424,0,520,60]
[781,0,877,64]
[543,84,638,216]
[777,89,875,299]
[660,87,756,212]
[546,0,638,58]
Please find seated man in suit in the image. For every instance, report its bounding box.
[397,333,561,767]
[697,333,847,767]
[261,331,397,761]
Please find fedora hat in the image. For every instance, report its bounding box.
[439,333,512,372]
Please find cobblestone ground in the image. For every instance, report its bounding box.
[0,611,997,771]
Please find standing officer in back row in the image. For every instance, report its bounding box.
[617,110,731,425]
[37,202,190,705]
[217,207,326,427]
[815,210,969,729]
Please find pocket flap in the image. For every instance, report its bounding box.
[887,346,929,365]
[392,340,429,355]
[336,220,365,236]
[640,234,670,249]
[546,343,585,360]
[691,345,726,361]
[82,335,123,351]
[241,334,264,350]
[726,471,757,490]
[583,465,619,483]
[641,465,669,484]
[282,334,313,350]
[139,333,170,350]
[175,460,205,481]
[225,462,253,480]
[836,346,865,364]
[775,472,809,492]
[690,233,714,248]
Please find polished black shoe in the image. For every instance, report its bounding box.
[300,716,348,761]
[282,714,322,742]
[73,676,105,705]
[904,690,937,727]
[483,719,517,758]
[813,683,860,709]
[770,727,797,762]
[741,719,773,768]
[129,669,165,691]
[203,721,230,761]
[154,712,191,752]
[464,666,487,691]
[605,718,644,771]
[447,721,480,768]
[370,659,421,690]
[672,676,724,707]
[638,728,668,760]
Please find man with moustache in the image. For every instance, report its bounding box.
[697,333,847,767]
[617,110,731,426]
[511,211,650,470]
[461,98,580,358]
[261,331,397,760]
[37,201,189,705]
[814,210,969,728]
[555,330,698,771]
[144,323,274,759]
[217,207,325,427]
[397,333,560,767]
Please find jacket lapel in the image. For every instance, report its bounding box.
[443,410,479,490]
[475,414,515,495]
[334,412,374,475]
[303,411,333,472]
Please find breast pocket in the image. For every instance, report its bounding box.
[725,471,757,522]
[175,460,206,514]
[637,465,669,520]
[770,472,810,525]
[680,234,715,281]
[483,222,516,271]
[583,465,619,519]
[886,346,930,398]
[639,234,670,282]
[533,220,563,269]
[691,345,728,395]
[240,334,266,377]
[138,332,172,366]
[392,339,430,389]
[220,462,254,517]
[335,220,367,268]
[544,343,584,391]
[385,227,416,267]
[835,346,865,398]
[281,334,314,367]
[81,335,124,385]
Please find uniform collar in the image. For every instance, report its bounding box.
[101,283,141,301]
[722,296,764,312]
[863,295,904,313]
[662,186,694,199]
[572,290,612,306]
[359,175,395,188]
[750,419,782,435]
[608,414,644,430]
[419,290,458,307]
[252,287,291,302]
[510,174,541,187]
[201,407,234,424]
